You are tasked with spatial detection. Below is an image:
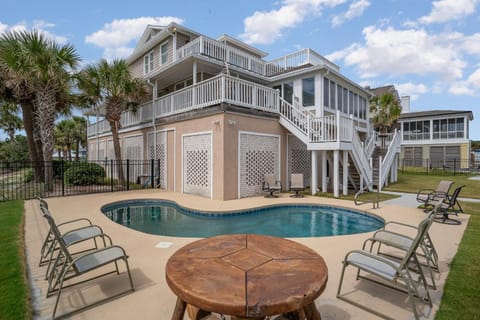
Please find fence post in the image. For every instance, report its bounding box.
[150,159,154,189]
[426,159,429,175]
[126,159,130,191]
[110,160,114,192]
[61,160,65,196]
[454,159,457,176]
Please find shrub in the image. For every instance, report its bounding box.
[64,162,106,185]
[52,160,72,179]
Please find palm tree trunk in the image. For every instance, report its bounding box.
[75,140,80,161]
[109,119,126,186]
[35,87,56,191]
[20,103,43,182]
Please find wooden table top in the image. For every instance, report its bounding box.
[166,234,328,318]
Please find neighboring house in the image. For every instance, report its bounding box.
[398,110,473,169]
[86,22,401,200]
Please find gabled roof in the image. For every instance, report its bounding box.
[216,34,268,58]
[398,110,474,120]
[370,85,400,101]
[127,22,200,64]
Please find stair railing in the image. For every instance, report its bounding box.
[278,96,309,136]
[378,129,401,191]
[364,131,377,158]
[351,129,373,189]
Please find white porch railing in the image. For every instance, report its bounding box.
[176,36,337,77]
[378,129,401,191]
[308,112,352,143]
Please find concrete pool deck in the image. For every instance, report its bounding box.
[25,190,469,320]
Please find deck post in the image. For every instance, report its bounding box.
[343,150,348,196]
[333,150,339,198]
[311,150,318,195]
[321,150,327,193]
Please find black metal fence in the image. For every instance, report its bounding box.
[400,158,480,176]
[0,159,161,201]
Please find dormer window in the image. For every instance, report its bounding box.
[160,41,169,65]
[144,51,154,74]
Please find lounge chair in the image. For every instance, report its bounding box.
[37,199,109,281]
[42,213,134,320]
[416,180,453,210]
[362,203,442,290]
[430,185,465,224]
[289,173,305,198]
[262,174,282,198]
[337,210,435,320]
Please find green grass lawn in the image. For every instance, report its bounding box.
[435,200,480,319]
[0,200,30,320]
[382,172,480,318]
[384,172,480,199]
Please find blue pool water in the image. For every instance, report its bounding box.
[101,199,384,238]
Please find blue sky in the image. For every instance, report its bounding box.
[1,0,479,139]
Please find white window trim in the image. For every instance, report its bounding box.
[143,50,154,74]
[160,41,169,65]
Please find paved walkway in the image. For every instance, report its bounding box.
[382,190,480,208]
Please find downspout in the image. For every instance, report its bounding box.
[146,79,157,160]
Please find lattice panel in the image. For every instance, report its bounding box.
[147,132,167,188]
[288,135,311,187]
[124,135,144,182]
[239,133,280,198]
[183,133,211,198]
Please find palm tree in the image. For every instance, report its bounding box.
[0,30,80,189]
[0,102,23,141]
[54,119,76,161]
[369,92,402,133]
[0,34,43,170]
[72,116,87,161]
[77,59,147,184]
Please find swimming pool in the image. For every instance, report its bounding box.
[101,199,384,238]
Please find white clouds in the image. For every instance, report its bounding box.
[327,26,466,81]
[0,20,68,44]
[240,0,347,45]
[419,0,479,24]
[85,16,184,60]
[461,33,480,57]
[450,68,480,95]
[395,82,428,101]
[331,0,371,27]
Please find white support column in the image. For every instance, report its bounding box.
[343,150,348,196]
[193,60,197,84]
[192,61,197,105]
[333,150,339,198]
[311,150,318,195]
[321,150,328,192]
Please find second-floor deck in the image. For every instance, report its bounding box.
[87,74,367,146]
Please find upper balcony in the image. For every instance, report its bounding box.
[144,35,340,79]
[87,74,359,148]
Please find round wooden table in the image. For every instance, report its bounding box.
[166,234,328,320]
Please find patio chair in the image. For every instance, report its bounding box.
[38,200,111,280]
[337,210,434,320]
[42,213,134,320]
[430,185,465,224]
[262,174,282,198]
[37,197,99,266]
[416,180,453,211]
[362,204,441,290]
[289,173,305,198]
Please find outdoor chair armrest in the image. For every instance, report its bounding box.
[57,218,93,229]
[262,182,269,190]
[383,220,418,231]
[275,180,282,189]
